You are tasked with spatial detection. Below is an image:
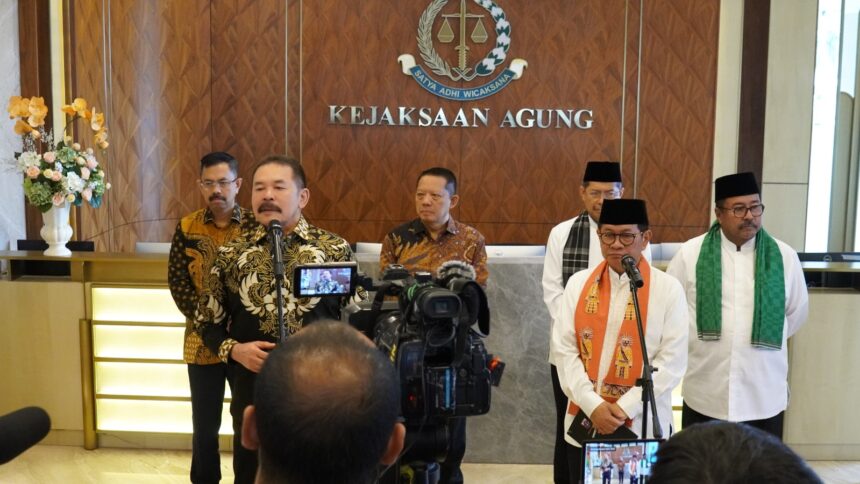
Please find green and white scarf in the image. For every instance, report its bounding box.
[695,221,786,349]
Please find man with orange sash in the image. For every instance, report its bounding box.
[551,199,688,482]
[666,172,808,439]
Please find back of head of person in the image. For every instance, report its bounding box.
[649,421,821,484]
[241,320,405,484]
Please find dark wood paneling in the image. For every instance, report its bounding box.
[636,0,721,242]
[18,0,53,241]
[297,0,719,244]
[737,0,769,182]
[65,0,720,250]
[458,0,632,244]
[211,0,286,211]
[71,0,213,251]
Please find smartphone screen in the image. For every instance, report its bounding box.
[293,263,357,297]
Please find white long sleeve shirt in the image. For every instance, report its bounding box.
[550,263,688,445]
[543,215,652,364]
[665,231,809,421]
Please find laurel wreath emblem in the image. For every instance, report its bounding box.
[417,0,511,82]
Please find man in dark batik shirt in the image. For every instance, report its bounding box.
[195,155,362,484]
[379,167,488,484]
[380,167,488,287]
[168,151,256,484]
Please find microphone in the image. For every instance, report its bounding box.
[268,220,284,279]
[0,406,51,464]
[621,255,644,288]
[436,260,477,285]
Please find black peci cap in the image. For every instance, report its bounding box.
[599,198,649,226]
[583,161,622,183]
[714,172,760,202]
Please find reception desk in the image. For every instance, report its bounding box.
[1,251,858,462]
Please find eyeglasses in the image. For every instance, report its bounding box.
[598,232,641,246]
[585,189,621,200]
[199,178,237,190]
[719,204,765,218]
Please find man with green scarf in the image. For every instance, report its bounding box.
[666,172,808,440]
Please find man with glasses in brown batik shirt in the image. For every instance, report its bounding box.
[379,166,487,483]
[168,151,257,484]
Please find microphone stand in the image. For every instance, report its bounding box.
[269,225,287,343]
[628,276,663,440]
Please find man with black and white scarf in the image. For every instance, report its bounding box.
[542,160,651,484]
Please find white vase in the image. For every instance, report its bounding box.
[40,201,73,257]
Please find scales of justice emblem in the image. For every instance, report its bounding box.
[398,0,528,101]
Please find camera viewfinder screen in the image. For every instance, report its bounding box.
[296,266,353,297]
[581,439,660,483]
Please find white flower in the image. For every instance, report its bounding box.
[66,172,86,193]
[17,151,41,171]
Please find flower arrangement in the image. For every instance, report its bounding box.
[7,96,110,212]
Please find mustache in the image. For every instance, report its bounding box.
[209,194,226,202]
[257,203,281,213]
[740,221,757,229]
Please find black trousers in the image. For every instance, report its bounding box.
[565,440,584,484]
[551,364,572,484]
[188,363,229,484]
[439,416,466,484]
[228,364,259,484]
[681,402,785,440]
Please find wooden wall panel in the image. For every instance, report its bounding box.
[636,0,720,242]
[458,1,632,244]
[18,0,55,241]
[297,0,462,242]
[67,0,719,250]
[72,0,213,251]
[211,0,286,211]
[68,0,112,250]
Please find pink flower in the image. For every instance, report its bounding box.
[81,167,91,180]
[43,151,56,163]
[85,157,98,170]
[50,170,62,182]
[52,192,65,206]
[82,187,93,202]
[26,166,40,178]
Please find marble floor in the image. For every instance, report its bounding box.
[0,446,859,483]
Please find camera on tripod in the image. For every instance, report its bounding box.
[293,261,505,465]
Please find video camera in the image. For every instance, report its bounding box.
[293,261,504,464]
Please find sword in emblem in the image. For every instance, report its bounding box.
[442,0,484,73]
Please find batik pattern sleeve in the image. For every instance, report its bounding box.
[379,232,399,271]
[195,247,237,363]
[167,222,197,320]
[471,234,489,287]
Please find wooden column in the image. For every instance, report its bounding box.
[736,0,770,182]
[18,0,54,241]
